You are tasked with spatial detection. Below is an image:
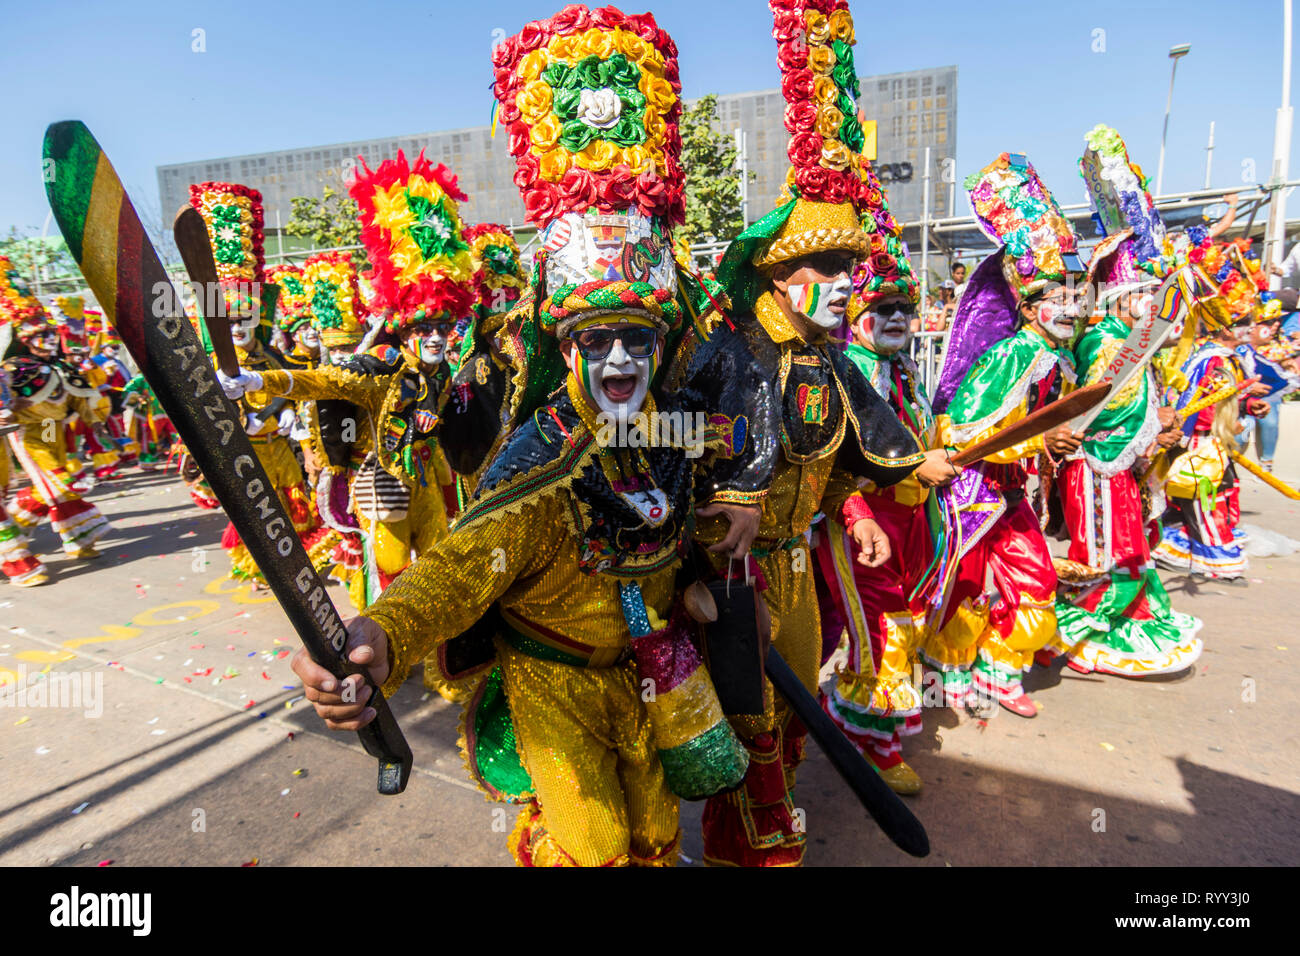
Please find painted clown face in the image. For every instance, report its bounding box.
[563,318,662,425]
[230,313,260,349]
[27,332,58,358]
[296,326,320,352]
[780,252,855,332]
[403,320,452,367]
[854,295,914,356]
[1029,283,1090,345]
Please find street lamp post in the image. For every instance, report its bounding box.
[1155,43,1191,197]
[1266,0,1294,283]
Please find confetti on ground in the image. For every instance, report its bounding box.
[193,668,212,677]
[247,652,256,658]
[293,812,300,819]
[421,692,431,702]
[292,768,307,777]
[71,802,90,814]
[190,643,204,649]
[241,858,259,867]
[243,700,257,710]
[150,729,166,736]
[281,685,295,691]
[1279,646,1288,651]
[35,746,50,755]
[226,644,236,650]
[276,649,291,659]
[1100,742,1115,751]
[153,677,164,685]
[261,672,270,680]
[147,717,159,725]
[286,695,304,708]
[14,716,30,726]
[273,639,285,646]
[97,860,113,867]
[286,732,295,741]
[280,788,290,796]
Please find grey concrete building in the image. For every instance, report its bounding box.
[156,65,956,238]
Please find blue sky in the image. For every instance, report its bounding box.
[1,0,1295,233]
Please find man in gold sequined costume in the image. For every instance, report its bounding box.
[660,0,934,867]
[288,5,761,867]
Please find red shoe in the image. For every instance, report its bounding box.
[1000,693,1038,718]
[1066,656,1094,674]
[1033,650,1056,668]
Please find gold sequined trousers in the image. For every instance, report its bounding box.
[494,639,680,867]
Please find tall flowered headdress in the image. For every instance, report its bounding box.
[849,160,918,312]
[267,263,311,333]
[718,0,884,311]
[52,295,88,353]
[1078,125,1171,303]
[348,150,478,335]
[303,251,366,349]
[933,153,1085,411]
[492,3,684,337]
[1,254,52,340]
[188,182,275,330]
[464,223,527,318]
[1185,229,1271,326]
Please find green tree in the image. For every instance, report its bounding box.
[283,187,365,268]
[678,94,751,255]
[0,227,78,291]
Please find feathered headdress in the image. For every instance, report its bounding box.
[492,3,684,337]
[349,150,477,334]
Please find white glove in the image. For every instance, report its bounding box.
[217,368,264,400]
[244,414,265,436]
[276,407,298,436]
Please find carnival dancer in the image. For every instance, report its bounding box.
[669,0,933,864]
[438,222,528,501]
[926,152,1088,718]
[1041,125,1204,677]
[51,295,122,482]
[1153,236,1272,581]
[85,309,141,471]
[218,160,464,609]
[0,362,48,586]
[286,4,751,867]
[189,181,332,586]
[2,310,112,559]
[811,225,959,795]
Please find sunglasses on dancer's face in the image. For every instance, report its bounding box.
[871,301,914,319]
[571,326,659,361]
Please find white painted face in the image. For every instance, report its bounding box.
[297,326,320,350]
[328,346,356,364]
[787,273,853,330]
[415,328,447,365]
[857,296,914,356]
[1032,288,1084,345]
[564,321,660,426]
[230,314,260,348]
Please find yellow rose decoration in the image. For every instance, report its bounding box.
[828,9,854,43]
[804,10,831,45]
[820,141,851,171]
[537,145,572,181]
[808,44,836,75]
[575,28,615,60]
[614,30,649,65]
[517,48,550,82]
[530,113,562,152]
[516,80,553,122]
[815,105,844,139]
[578,138,619,172]
[814,74,839,106]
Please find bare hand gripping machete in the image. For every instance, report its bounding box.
[43,120,412,795]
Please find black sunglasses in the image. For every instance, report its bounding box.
[872,302,913,318]
[572,327,659,361]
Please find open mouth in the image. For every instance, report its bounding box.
[601,374,638,404]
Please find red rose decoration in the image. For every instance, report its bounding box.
[626,12,660,41]
[869,252,897,278]
[602,167,639,209]
[664,60,680,86]
[823,173,849,205]
[589,6,623,29]
[777,42,808,72]
[635,170,668,218]
[513,153,539,190]
[772,10,804,41]
[491,36,518,70]
[507,121,530,158]
[782,69,815,105]
[789,132,822,168]
[559,167,598,210]
[659,32,678,59]
[797,165,829,198]
[500,102,520,124]
[517,22,547,53]
[549,4,591,34]
[784,101,817,134]
[524,185,560,227]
